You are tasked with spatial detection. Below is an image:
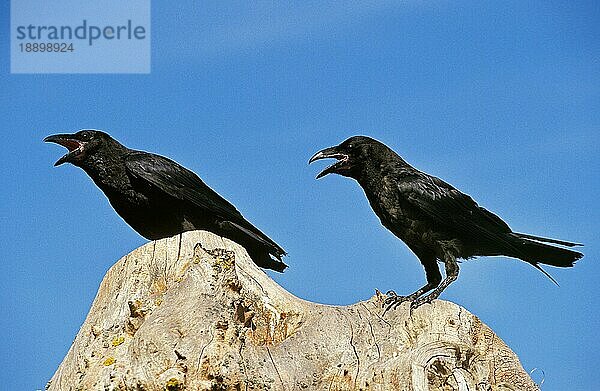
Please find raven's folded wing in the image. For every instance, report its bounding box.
[125,151,285,256]
[125,151,245,220]
[398,173,520,255]
[398,173,580,283]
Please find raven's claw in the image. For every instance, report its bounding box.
[410,294,436,311]
[382,291,412,314]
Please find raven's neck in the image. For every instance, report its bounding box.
[80,145,132,194]
[355,154,415,191]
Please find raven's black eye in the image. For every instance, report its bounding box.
[78,131,93,141]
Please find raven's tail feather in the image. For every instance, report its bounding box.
[247,248,288,272]
[508,233,583,285]
[513,232,583,247]
[513,236,583,267]
[219,220,288,272]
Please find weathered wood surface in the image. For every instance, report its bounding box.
[48,230,538,391]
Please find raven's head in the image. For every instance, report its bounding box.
[309,135,388,179]
[44,129,113,167]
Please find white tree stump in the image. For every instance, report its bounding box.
[47,230,538,391]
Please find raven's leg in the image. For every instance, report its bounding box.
[410,255,459,310]
[383,254,441,312]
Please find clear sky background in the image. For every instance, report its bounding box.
[1,1,598,390]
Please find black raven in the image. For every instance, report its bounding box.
[309,136,583,310]
[45,130,287,272]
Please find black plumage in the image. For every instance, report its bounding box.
[45,129,287,272]
[309,136,582,310]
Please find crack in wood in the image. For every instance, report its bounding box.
[266,345,284,389]
[360,304,381,359]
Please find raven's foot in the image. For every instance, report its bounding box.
[408,257,459,310]
[383,290,419,314]
[409,293,438,311]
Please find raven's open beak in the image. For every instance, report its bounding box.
[44,133,85,166]
[308,146,349,179]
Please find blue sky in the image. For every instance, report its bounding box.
[1,1,598,389]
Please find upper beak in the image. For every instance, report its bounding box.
[308,145,346,179]
[308,146,338,164]
[44,133,80,166]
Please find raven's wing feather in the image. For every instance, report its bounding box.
[398,173,519,252]
[125,151,245,221]
[124,152,285,255]
[398,173,580,283]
